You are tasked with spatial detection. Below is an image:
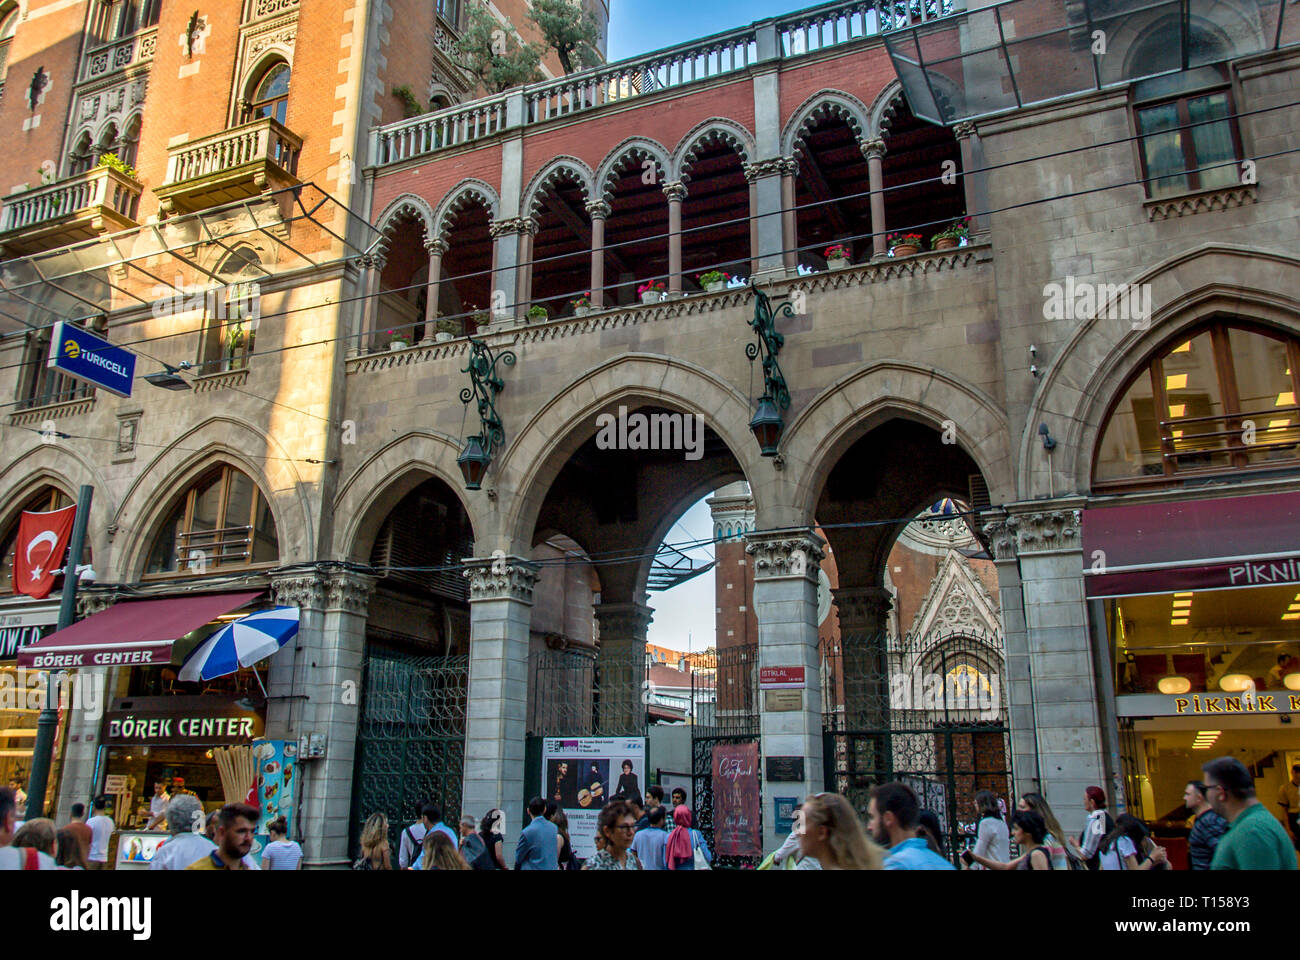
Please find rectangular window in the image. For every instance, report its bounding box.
[197,285,257,374]
[17,330,95,410]
[1135,84,1242,199]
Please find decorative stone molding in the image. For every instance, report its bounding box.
[487,216,535,238]
[741,157,789,182]
[584,199,611,220]
[424,237,449,256]
[594,602,654,645]
[745,529,825,580]
[251,0,300,20]
[346,337,473,373]
[1004,509,1082,555]
[858,137,886,161]
[77,591,120,618]
[463,554,540,603]
[832,586,893,632]
[270,571,328,610]
[9,395,97,427]
[324,571,376,615]
[661,181,688,202]
[192,369,251,393]
[952,121,977,139]
[980,517,1018,562]
[1145,185,1257,221]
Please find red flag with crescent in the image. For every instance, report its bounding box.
[12,505,76,599]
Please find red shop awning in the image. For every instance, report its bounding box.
[16,591,264,669]
[1082,492,1300,598]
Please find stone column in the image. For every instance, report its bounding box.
[585,199,609,309]
[1002,505,1105,838]
[267,571,329,745]
[274,570,374,867]
[953,121,983,238]
[593,602,653,736]
[462,554,540,866]
[663,181,687,296]
[420,236,448,344]
[745,528,825,852]
[358,246,388,353]
[860,138,887,261]
[515,217,537,317]
[741,157,790,282]
[488,217,528,321]
[780,157,799,273]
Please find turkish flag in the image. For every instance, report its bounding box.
[12,505,76,599]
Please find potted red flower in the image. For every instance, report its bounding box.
[824,244,852,270]
[637,280,666,304]
[888,233,924,257]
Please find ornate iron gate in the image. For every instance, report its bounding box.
[690,643,762,869]
[349,642,469,857]
[823,629,1012,865]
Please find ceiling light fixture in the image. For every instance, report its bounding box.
[1157,675,1191,695]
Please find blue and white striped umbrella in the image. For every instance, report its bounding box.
[179,606,300,682]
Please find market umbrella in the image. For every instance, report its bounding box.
[178,606,300,693]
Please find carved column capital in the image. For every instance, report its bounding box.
[324,570,377,616]
[744,528,825,581]
[584,199,611,220]
[661,180,688,202]
[424,236,449,257]
[1005,508,1083,555]
[980,516,1019,562]
[859,137,886,161]
[462,553,540,603]
[487,216,534,238]
[952,121,978,139]
[594,601,655,648]
[270,571,329,610]
[832,586,893,633]
[76,590,120,618]
[741,157,789,182]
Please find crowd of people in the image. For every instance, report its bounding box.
[1,753,1293,871]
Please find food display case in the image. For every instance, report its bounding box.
[114,831,168,871]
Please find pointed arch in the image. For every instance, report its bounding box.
[374,192,437,241]
[780,89,872,158]
[866,80,906,140]
[522,156,595,217]
[594,136,672,199]
[432,177,500,236]
[671,118,756,181]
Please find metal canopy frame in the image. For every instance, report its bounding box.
[883,0,1298,125]
[0,182,383,336]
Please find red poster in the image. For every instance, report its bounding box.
[711,742,761,857]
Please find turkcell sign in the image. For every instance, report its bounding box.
[46,320,135,397]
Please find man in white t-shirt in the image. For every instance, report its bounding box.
[86,796,116,869]
[145,781,170,830]
[0,786,58,870]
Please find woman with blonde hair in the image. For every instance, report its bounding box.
[353,812,392,870]
[798,793,885,870]
[422,829,469,870]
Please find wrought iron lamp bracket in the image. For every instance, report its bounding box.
[459,337,517,459]
[746,287,793,411]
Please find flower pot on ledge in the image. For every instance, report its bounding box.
[704,281,726,293]
[932,236,959,250]
[389,340,409,351]
[434,331,454,342]
[827,258,851,271]
[640,291,664,304]
[890,244,920,257]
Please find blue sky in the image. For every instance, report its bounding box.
[644,495,716,653]
[607,0,807,60]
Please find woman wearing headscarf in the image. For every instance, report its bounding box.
[665,805,712,870]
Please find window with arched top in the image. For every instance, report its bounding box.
[1093,321,1300,488]
[68,131,95,176]
[245,60,290,125]
[145,466,280,575]
[0,487,92,594]
[0,3,19,83]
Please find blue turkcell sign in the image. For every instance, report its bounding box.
[46,320,136,397]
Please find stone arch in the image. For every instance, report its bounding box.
[781,89,872,158]
[495,354,766,556]
[331,430,487,562]
[866,80,906,140]
[1108,9,1252,84]
[521,156,595,218]
[0,446,113,576]
[113,417,313,578]
[240,49,293,104]
[784,360,1015,520]
[628,477,741,603]
[432,177,500,236]
[374,192,437,241]
[671,118,756,181]
[427,80,456,110]
[1023,245,1300,498]
[594,137,673,199]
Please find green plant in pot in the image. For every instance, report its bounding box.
[931,217,970,250]
[698,270,731,292]
[528,304,549,322]
[435,316,460,341]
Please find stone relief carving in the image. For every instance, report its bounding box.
[463,554,541,603]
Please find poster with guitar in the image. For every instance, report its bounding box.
[711,742,762,857]
[542,737,646,860]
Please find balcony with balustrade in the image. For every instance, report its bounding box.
[0,165,143,258]
[154,117,302,216]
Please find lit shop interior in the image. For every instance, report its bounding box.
[1101,583,1300,865]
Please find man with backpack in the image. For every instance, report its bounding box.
[1077,785,1114,870]
[398,801,428,869]
[407,804,458,870]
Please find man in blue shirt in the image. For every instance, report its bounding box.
[515,797,559,870]
[631,803,670,869]
[868,782,956,871]
[408,803,459,870]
